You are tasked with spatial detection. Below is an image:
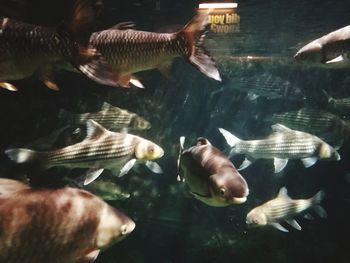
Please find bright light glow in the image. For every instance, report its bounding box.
[199,3,238,9]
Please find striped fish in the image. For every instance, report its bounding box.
[294,25,350,65]
[227,72,304,100]
[5,120,164,185]
[219,124,340,173]
[246,187,327,232]
[79,11,221,88]
[59,102,151,131]
[0,0,99,92]
[268,108,350,145]
[322,89,350,115]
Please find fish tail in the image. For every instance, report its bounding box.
[60,0,102,65]
[311,190,328,218]
[5,148,44,164]
[218,127,241,149]
[178,11,221,81]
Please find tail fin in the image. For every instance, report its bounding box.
[5,148,43,164]
[311,190,328,218]
[179,11,221,81]
[61,0,102,65]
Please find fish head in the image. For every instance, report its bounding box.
[294,41,323,63]
[135,139,164,160]
[246,209,267,228]
[209,170,249,205]
[130,116,151,130]
[318,142,341,161]
[96,205,135,249]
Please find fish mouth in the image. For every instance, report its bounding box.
[121,220,136,236]
[232,196,247,204]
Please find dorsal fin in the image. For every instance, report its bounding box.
[196,137,211,146]
[277,187,291,199]
[271,124,293,133]
[86,119,108,140]
[0,178,30,195]
[101,102,112,110]
[109,21,136,30]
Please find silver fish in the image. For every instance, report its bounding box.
[59,102,151,131]
[294,25,350,65]
[0,178,135,263]
[246,187,327,232]
[268,108,350,145]
[219,124,340,173]
[178,136,249,207]
[226,72,304,100]
[5,120,164,185]
[79,11,221,88]
[0,0,99,92]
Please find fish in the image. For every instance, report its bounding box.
[83,180,131,201]
[177,136,249,207]
[5,120,164,185]
[59,102,151,131]
[0,0,99,92]
[246,187,327,232]
[226,72,304,101]
[267,108,350,145]
[219,124,340,173]
[322,89,350,115]
[294,25,350,65]
[0,178,135,263]
[79,11,221,88]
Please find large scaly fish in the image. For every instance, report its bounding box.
[79,11,221,88]
[177,137,249,207]
[219,124,340,173]
[294,25,350,65]
[5,120,164,185]
[246,187,327,232]
[59,102,151,131]
[0,178,135,263]
[0,0,99,92]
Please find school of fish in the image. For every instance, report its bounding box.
[1,0,349,262]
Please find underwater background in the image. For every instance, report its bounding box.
[0,0,349,262]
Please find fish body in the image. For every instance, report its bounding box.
[80,12,221,88]
[0,0,98,91]
[59,102,151,131]
[268,108,350,144]
[0,178,135,263]
[178,137,249,207]
[5,120,164,184]
[219,124,340,173]
[322,89,350,115]
[227,73,304,100]
[246,187,327,232]
[294,25,350,65]
[84,180,131,201]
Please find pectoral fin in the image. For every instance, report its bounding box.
[238,157,253,171]
[0,82,17,91]
[326,55,344,64]
[269,222,289,232]
[303,213,314,220]
[79,249,100,263]
[119,159,136,177]
[301,157,318,168]
[285,219,301,230]
[273,158,288,173]
[313,205,327,218]
[145,161,163,174]
[84,167,104,185]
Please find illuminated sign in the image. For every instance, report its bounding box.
[198,2,240,34]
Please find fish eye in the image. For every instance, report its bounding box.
[219,188,226,196]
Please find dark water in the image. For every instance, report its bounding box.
[0,0,350,262]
